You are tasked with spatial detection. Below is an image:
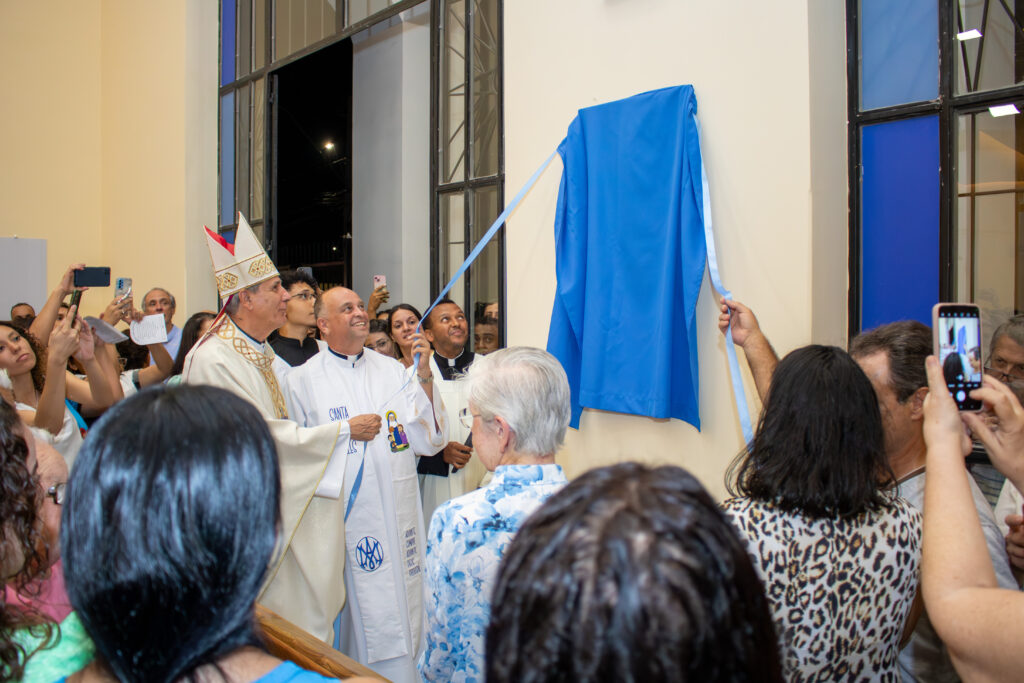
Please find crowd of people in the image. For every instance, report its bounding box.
[5,230,1024,682]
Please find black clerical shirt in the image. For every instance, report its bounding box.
[417,348,476,477]
[267,330,320,367]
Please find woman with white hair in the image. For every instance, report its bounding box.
[418,347,570,682]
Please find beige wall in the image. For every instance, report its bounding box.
[503,0,848,499]
[0,3,103,306]
[0,1,217,323]
[2,1,847,500]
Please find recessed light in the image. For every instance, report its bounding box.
[989,104,1020,117]
[324,141,335,150]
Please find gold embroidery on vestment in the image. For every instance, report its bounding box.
[218,317,288,419]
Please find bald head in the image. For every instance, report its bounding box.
[316,287,369,355]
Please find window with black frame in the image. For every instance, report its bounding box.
[848,0,1024,347]
[431,0,504,347]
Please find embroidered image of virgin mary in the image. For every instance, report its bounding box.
[386,410,409,452]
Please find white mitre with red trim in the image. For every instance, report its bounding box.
[203,213,279,298]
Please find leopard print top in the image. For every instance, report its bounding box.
[722,496,921,682]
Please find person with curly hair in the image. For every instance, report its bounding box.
[0,308,117,467]
[0,399,93,683]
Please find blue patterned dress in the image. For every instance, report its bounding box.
[418,464,568,682]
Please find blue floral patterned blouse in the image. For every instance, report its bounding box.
[418,463,567,683]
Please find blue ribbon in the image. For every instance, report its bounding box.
[343,150,560,524]
[693,114,754,445]
[343,442,366,523]
[412,150,561,366]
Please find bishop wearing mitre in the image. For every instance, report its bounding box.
[183,214,348,645]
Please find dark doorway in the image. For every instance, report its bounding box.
[270,38,353,290]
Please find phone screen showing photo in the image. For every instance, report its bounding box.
[936,305,983,410]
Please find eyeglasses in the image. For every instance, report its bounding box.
[984,364,1024,383]
[366,339,392,352]
[291,292,316,301]
[459,407,482,429]
[46,482,66,506]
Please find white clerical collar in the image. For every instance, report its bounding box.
[328,347,364,366]
[436,348,465,367]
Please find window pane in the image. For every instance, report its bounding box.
[274,0,290,61]
[221,0,237,86]
[440,0,466,184]
[956,109,1024,348]
[237,0,252,79]
[470,0,499,178]
[469,184,500,342]
[440,191,466,311]
[859,0,938,110]
[307,0,323,45]
[236,84,251,219]
[861,116,940,329]
[220,92,236,226]
[254,0,267,69]
[290,0,305,56]
[252,78,266,222]
[348,0,369,25]
[955,0,1024,95]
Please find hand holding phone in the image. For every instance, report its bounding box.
[932,303,983,411]
[68,290,83,328]
[74,267,111,288]
[115,277,133,302]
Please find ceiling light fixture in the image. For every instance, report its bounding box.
[989,104,1020,117]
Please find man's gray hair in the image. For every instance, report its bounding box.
[143,287,176,309]
[990,314,1024,355]
[464,346,571,456]
[224,284,261,315]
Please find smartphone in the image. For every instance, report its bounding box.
[115,277,132,301]
[68,290,83,326]
[932,303,983,411]
[73,267,111,288]
[373,274,387,290]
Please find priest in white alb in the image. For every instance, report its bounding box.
[283,286,447,683]
[182,215,351,646]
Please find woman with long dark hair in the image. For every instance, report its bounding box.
[0,312,117,466]
[167,311,216,380]
[58,385,338,682]
[722,345,921,681]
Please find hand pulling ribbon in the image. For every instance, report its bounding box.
[693,114,754,445]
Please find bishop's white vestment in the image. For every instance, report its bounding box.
[283,348,448,683]
[181,316,348,644]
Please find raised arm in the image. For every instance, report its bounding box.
[66,315,118,415]
[718,298,778,401]
[136,342,174,387]
[29,311,81,434]
[29,263,84,347]
[921,357,1024,680]
[367,285,389,320]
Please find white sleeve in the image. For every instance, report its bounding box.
[994,480,1024,537]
